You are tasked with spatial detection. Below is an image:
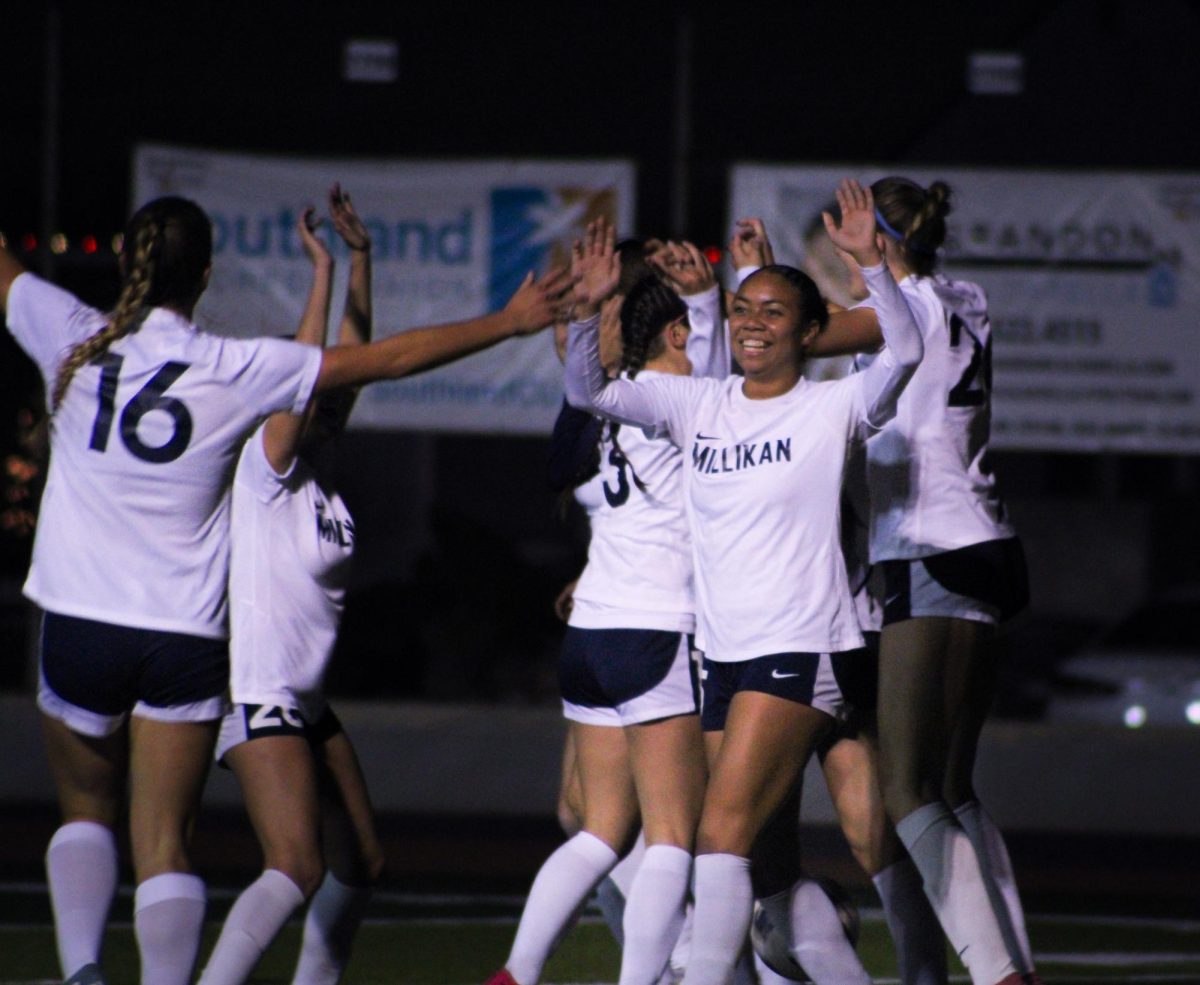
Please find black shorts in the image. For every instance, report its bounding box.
[216,702,344,764]
[882,537,1029,627]
[38,611,228,737]
[700,648,872,732]
[559,627,699,726]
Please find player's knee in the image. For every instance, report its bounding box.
[696,807,755,857]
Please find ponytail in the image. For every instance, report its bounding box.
[52,219,160,409]
[871,177,952,277]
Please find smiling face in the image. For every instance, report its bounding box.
[729,269,823,397]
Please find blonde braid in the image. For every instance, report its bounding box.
[51,219,161,410]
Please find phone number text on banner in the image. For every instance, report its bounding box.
[729,164,1200,454]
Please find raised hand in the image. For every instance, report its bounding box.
[571,218,620,317]
[650,240,716,297]
[329,183,371,252]
[728,218,775,270]
[504,266,575,335]
[822,179,882,268]
[298,207,332,269]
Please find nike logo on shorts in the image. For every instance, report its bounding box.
[771,669,800,679]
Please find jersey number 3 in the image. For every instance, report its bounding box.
[89,355,194,464]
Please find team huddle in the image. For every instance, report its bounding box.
[0,175,1034,985]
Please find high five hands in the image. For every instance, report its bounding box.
[822,179,883,269]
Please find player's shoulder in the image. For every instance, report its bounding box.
[930,275,989,318]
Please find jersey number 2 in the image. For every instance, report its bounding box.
[89,355,194,464]
[947,314,992,408]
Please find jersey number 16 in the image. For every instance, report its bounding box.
[88,355,194,464]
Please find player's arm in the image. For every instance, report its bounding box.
[315,266,572,392]
[329,183,372,346]
[262,208,333,473]
[0,239,28,314]
[808,306,882,357]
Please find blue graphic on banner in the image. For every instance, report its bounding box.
[490,188,553,312]
[1147,263,1177,308]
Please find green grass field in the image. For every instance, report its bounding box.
[3,886,1200,984]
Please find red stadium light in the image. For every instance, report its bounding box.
[704,246,723,265]
[20,233,37,252]
[82,235,98,254]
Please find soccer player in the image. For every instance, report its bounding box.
[811,176,1036,985]
[0,194,568,985]
[563,181,924,985]
[490,239,726,985]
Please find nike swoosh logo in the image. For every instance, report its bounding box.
[695,433,720,441]
[771,669,800,679]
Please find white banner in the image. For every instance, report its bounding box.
[133,145,636,434]
[729,164,1200,454]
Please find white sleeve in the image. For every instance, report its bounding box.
[4,272,108,385]
[234,424,296,504]
[217,336,323,419]
[564,315,700,444]
[682,285,730,380]
[856,262,924,429]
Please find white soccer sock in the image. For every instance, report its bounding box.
[666,900,694,982]
[896,803,1015,985]
[291,872,374,985]
[785,879,871,985]
[618,845,692,985]
[134,872,207,985]
[46,821,118,980]
[507,831,618,984]
[610,830,647,896]
[873,857,948,985]
[597,830,647,947]
[679,853,752,985]
[197,869,306,984]
[955,800,1034,974]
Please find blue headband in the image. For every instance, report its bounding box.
[874,208,906,242]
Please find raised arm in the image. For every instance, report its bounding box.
[315,265,572,392]
[564,218,678,434]
[0,238,28,313]
[328,183,372,346]
[262,208,333,472]
[824,180,923,427]
[651,240,729,379]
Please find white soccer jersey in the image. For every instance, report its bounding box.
[567,285,730,634]
[570,369,696,634]
[582,371,871,660]
[855,275,1014,562]
[566,262,923,661]
[228,426,353,718]
[5,273,322,638]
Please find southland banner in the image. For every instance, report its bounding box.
[730,164,1200,454]
[133,144,635,433]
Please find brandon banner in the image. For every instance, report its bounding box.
[133,145,635,434]
[729,164,1200,455]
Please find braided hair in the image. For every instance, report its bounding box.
[51,196,212,409]
[871,177,952,278]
